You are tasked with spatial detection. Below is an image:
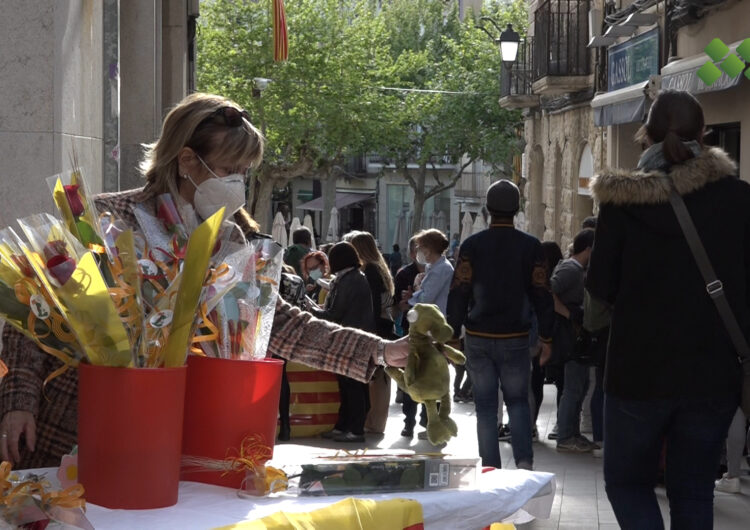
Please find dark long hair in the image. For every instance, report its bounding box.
[643,89,704,165]
[328,242,361,274]
[541,241,563,281]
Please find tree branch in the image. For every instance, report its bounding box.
[424,157,474,200]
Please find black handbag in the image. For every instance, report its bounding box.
[572,326,608,367]
[668,179,750,417]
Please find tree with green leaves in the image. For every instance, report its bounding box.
[197,0,527,235]
[198,0,393,230]
[372,0,528,234]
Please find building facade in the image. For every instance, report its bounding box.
[501,0,599,251]
[0,0,196,224]
[505,0,749,251]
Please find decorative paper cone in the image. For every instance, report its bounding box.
[181,356,283,488]
[78,364,186,509]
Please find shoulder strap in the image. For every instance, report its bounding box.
[667,180,750,364]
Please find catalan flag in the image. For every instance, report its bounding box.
[273,0,288,62]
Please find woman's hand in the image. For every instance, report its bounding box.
[413,273,425,291]
[384,337,409,368]
[539,343,552,366]
[0,411,36,465]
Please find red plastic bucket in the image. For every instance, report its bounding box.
[181,356,283,488]
[77,364,186,509]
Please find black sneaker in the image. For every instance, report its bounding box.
[498,424,512,441]
[321,428,344,439]
[401,425,414,438]
[334,432,366,443]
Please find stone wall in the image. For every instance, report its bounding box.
[0,0,103,224]
[523,105,604,252]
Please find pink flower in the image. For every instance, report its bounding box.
[57,453,79,488]
[64,184,85,217]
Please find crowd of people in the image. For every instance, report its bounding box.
[0,89,747,529]
[276,90,750,529]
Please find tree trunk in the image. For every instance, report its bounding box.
[410,165,427,235]
[322,167,337,242]
[248,174,277,233]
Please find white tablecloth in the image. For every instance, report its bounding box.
[33,466,555,529]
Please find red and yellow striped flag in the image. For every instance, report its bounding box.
[273,0,288,62]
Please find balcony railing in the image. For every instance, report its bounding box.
[501,37,535,98]
[533,0,590,80]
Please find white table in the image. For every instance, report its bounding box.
[32,466,555,529]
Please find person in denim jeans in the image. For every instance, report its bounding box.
[587,91,746,529]
[551,229,596,453]
[447,180,554,470]
[466,335,534,467]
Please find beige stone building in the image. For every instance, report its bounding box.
[504,0,749,251]
[501,0,599,251]
[0,0,197,223]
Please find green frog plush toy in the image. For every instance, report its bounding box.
[386,304,466,445]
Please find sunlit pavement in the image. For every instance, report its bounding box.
[280,378,750,529]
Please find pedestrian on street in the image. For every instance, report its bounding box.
[587,89,748,529]
[552,229,597,453]
[447,179,554,470]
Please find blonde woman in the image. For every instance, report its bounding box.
[0,93,408,467]
[344,231,395,434]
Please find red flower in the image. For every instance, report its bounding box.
[43,240,69,261]
[64,184,85,217]
[11,254,34,277]
[47,255,76,285]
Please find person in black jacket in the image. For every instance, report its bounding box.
[447,179,554,470]
[311,242,375,443]
[586,90,747,529]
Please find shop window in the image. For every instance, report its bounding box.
[704,123,740,167]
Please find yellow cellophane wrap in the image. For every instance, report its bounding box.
[162,208,224,368]
[52,178,79,242]
[21,246,131,367]
[213,497,425,530]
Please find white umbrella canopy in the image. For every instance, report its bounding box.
[303,214,316,250]
[392,210,407,252]
[325,207,339,243]
[288,217,302,247]
[472,212,487,234]
[434,210,447,235]
[460,211,473,243]
[271,212,288,247]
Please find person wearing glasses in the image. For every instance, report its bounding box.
[0,93,408,468]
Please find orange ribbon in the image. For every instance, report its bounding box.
[12,278,80,390]
[0,460,86,513]
[181,436,287,496]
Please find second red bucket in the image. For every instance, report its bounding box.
[181,356,284,488]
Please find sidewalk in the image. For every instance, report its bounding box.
[281,383,750,529]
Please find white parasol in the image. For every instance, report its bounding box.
[271,211,288,247]
[288,217,302,247]
[303,214,316,250]
[434,210,447,235]
[325,207,339,243]
[460,211,473,243]
[472,212,487,234]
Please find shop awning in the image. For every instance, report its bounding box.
[661,41,745,95]
[296,191,375,211]
[591,81,650,127]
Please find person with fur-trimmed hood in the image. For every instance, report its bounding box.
[586,89,749,529]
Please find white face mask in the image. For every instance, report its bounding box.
[416,250,428,265]
[309,268,323,281]
[186,155,247,221]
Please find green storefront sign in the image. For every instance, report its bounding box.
[608,28,660,91]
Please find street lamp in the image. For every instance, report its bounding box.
[499,24,520,64]
[477,17,520,67]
